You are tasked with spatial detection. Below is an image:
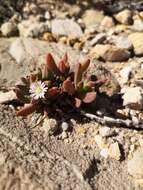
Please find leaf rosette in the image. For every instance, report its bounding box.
[14,53,105,117]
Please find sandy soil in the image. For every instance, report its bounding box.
[0,1,143,188]
[0,104,142,190]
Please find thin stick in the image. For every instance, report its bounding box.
[80,111,133,127]
[31,115,46,129]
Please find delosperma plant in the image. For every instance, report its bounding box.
[14,53,105,118]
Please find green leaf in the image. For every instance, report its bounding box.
[81,85,91,93]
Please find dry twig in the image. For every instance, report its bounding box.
[80,111,138,128]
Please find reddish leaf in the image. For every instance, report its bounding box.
[58,53,70,74]
[21,77,29,85]
[62,79,75,95]
[58,60,67,74]
[77,81,83,89]
[43,63,49,79]
[63,52,68,63]
[46,53,61,75]
[82,92,96,103]
[81,59,90,73]
[74,98,82,108]
[94,79,107,90]
[37,68,42,80]
[17,103,38,116]
[30,74,37,83]
[94,79,107,85]
[74,63,82,87]
[13,88,23,99]
[47,87,59,97]
[30,98,40,104]
[26,76,30,83]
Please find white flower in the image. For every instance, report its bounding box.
[29,81,48,100]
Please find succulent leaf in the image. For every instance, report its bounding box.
[81,59,90,73]
[74,63,82,87]
[74,98,82,108]
[17,103,38,116]
[81,85,91,93]
[62,79,75,95]
[82,92,96,103]
[15,53,105,119]
[30,74,37,83]
[77,81,83,89]
[13,87,23,99]
[58,53,70,74]
[37,68,42,80]
[20,77,29,85]
[46,53,61,76]
[47,87,59,97]
[74,60,90,88]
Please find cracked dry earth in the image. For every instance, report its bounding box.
[0,104,142,190]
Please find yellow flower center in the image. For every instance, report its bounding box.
[35,86,43,94]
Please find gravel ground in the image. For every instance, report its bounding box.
[0,104,142,190]
[1,1,143,190]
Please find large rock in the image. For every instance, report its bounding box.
[18,20,51,37]
[0,91,17,104]
[114,9,133,25]
[9,38,26,64]
[128,32,143,55]
[0,3,14,22]
[3,38,120,98]
[100,16,115,29]
[109,142,121,160]
[82,9,104,28]
[110,35,132,50]
[67,4,81,17]
[22,2,40,17]
[9,38,84,66]
[0,38,84,87]
[51,19,83,38]
[127,149,143,179]
[90,33,106,46]
[1,22,18,37]
[119,66,132,84]
[90,44,110,59]
[90,44,130,62]
[133,19,143,32]
[122,87,143,110]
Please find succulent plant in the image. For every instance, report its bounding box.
[14,53,105,118]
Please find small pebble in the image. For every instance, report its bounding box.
[45,11,51,20]
[132,116,139,125]
[94,135,107,149]
[120,66,132,84]
[99,127,112,137]
[61,122,69,131]
[61,131,68,139]
[109,142,121,160]
[100,148,109,158]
